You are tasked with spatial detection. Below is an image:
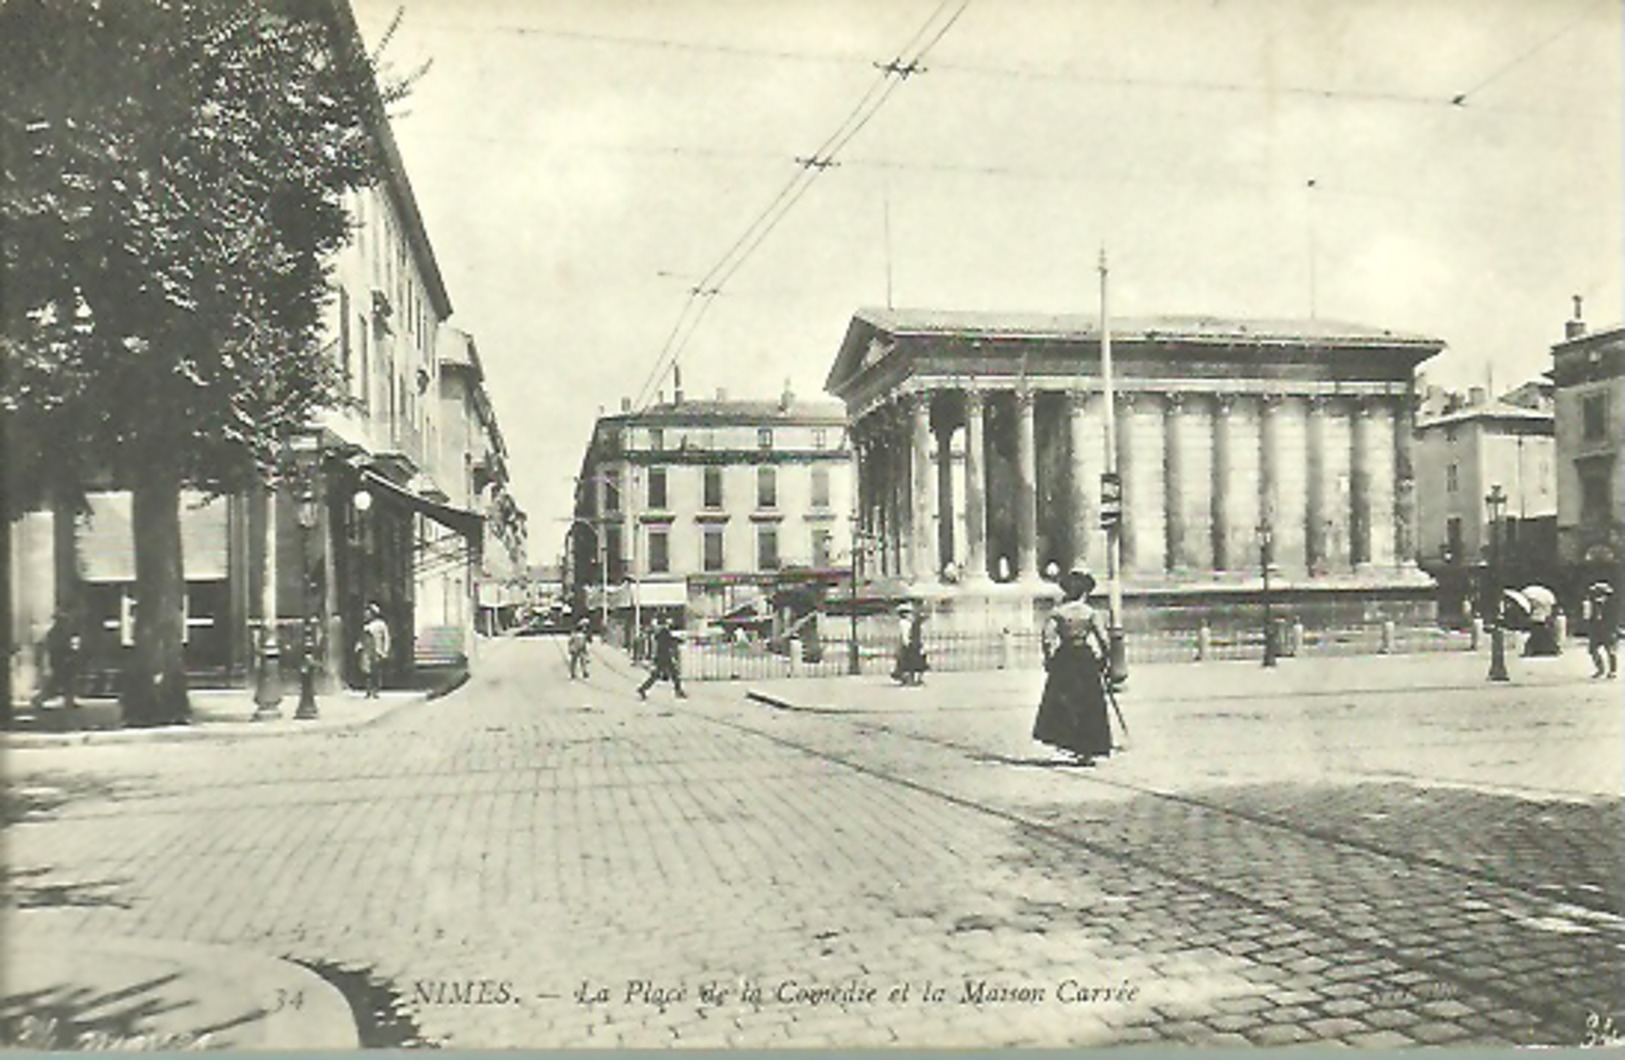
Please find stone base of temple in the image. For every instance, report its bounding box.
[905,566,1438,635]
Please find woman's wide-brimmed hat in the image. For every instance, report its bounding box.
[897,602,915,615]
[1061,568,1097,596]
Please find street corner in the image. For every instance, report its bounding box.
[1,687,425,750]
[0,926,359,1052]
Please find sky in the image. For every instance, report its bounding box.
[349,0,1622,562]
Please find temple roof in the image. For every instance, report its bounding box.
[853,306,1440,347]
[828,306,1445,396]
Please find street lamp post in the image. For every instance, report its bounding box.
[1258,520,1277,667]
[1486,484,1510,682]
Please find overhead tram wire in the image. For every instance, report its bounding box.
[629,0,974,411]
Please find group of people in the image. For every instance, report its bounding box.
[562,616,687,700]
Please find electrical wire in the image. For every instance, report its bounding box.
[630,0,975,410]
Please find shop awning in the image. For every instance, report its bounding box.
[360,469,483,542]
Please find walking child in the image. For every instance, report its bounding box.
[567,619,592,680]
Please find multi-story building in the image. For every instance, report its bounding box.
[8,0,488,700]
[1415,387,1556,572]
[1413,385,1556,621]
[568,387,853,641]
[1552,299,1624,590]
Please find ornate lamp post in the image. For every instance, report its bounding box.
[294,462,321,720]
[1258,519,1277,667]
[1486,484,1510,682]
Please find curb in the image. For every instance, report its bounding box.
[2,691,431,750]
[3,933,360,1051]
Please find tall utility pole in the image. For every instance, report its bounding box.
[1099,248,1127,687]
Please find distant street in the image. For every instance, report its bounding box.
[4,638,1621,1050]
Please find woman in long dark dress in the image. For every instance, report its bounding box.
[1033,570,1113,763]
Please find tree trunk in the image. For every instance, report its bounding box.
[122,454,190,725]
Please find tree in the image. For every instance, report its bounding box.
[2,0,405,724]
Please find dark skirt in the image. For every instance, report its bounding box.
[1033,643,1112,759]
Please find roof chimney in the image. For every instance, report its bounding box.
[715,387,728,402]
[779,378,794,411]
[1565,294,1587,340]
[672,363,684,405]
[1468,386,1487,407]
[620,396,631,413]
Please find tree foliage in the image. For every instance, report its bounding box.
[2,0,412,721]
[2,0,406,491]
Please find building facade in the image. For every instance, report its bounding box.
[1415,394,1556,572]
[825,308,1443,630]
[1551,301,1624,588]
[8,0,489,700]
[1413,388,1556,624]
[569,389,853,640]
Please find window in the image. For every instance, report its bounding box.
[756,466,777,509]
[649,428,664,450]
[811,466,831,509]
[1446,463,1458,493]
[812,527,833,568]
[1582,393,1608,441]
[814,427,828,449]
[703,527,725,572]
[1581,465,1614,526]
[757,526,779,571]
[703,467,724,509]
[1445,516,1463,562]
[647,467,667,510]
[603,476,620,515]
[605,527,624,582]
[758,427,774,450]
[648,528,670,574]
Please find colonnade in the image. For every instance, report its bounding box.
[851,384,1417,586]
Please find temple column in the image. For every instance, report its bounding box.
[1116,394,1137,572]
[962,388,988,582]
[1350,398,1372,568]
[1163,392,1186,572]
[909,392,936,583]
[1067,390,1097,573]
[935,418,955,575]
[1394,395,1417,566]
[1014,387,1039,581]
[1305,395,1328,573]
[1259,392,1281,555]
[893,405,909,576]
[1211,395,1234,570]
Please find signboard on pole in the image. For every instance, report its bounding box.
[1099,472,1122,528]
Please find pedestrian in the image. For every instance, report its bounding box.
[891,602,928,686]
[1583,579,1618,679]
[31,608,81,710]
[637,617,687,699]
[356,602,390,699]
[567,618,592,680]
[1032,569,1114,765]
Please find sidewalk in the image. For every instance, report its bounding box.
[2,913,357,1051]
[742,643,1609,714]
[3,688,424,749]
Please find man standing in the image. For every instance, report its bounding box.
[637,618,686,700]
[1584,579,1618,680]
[357,602,391,698]
[31,609,81,710]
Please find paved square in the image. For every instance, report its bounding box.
[4,639,1621,1050]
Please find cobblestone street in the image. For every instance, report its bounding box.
[4,637,1621,1050]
